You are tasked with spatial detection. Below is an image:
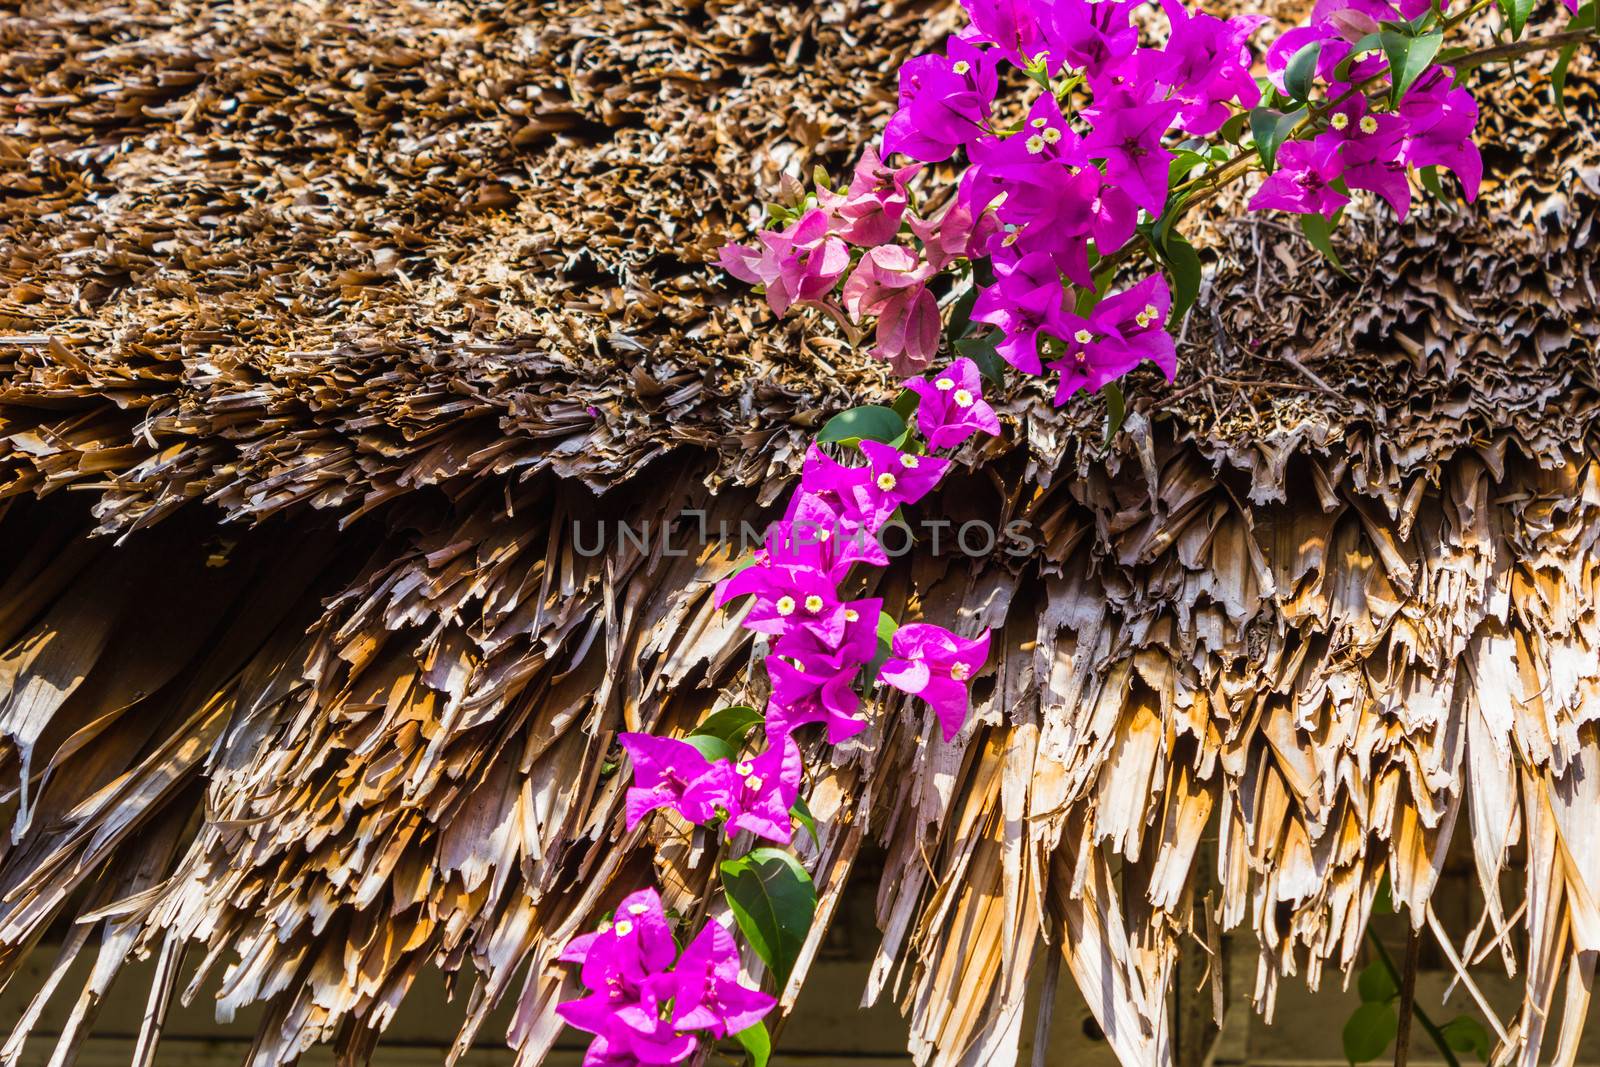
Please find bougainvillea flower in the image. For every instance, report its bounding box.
[881,36,999,162]
[771,496,889,582]
[959,0,1047,66]
[669,921,777,1039]
[1400,68,1482,201]
[794,444,873,520]
[724,734,804,842]
[1319,96,1411,217]
[904,358,1002,450]
[1248,139,1351,220]
[715,557,847,647]
[619,734,736,831]
[1047,273,1177,401]
[1156,1,1266,135]
[766,654,867,743]
[1042,0,1141,78]
[842,245,932,322]
[879,624,992,740]
[971,250,1071,374]
[776,597,882,672]
[1083,93,1181,215]
[817,148,922,246]
[718,208,850,316]
[559,888,678,991]
[559,986,699,1067]
[852,440,951,525]
[841,247,942,374]
[907,194,1001,271]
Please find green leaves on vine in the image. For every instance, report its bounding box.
[720,847,818,990]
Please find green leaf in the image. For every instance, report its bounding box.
[815,405,906,448]
[1249,106,1306,172]
[1495,0,1535,38]
[1157,231,1203,324]
[690,706,763,749]
[1343,1002,1398,1064]
[1357,961,1398,1004]
[1379,30,1442,106]
[720,847,817,988]
[1333,32,1386,81]
[734,1022,772,1067]
[891,387,921,423]
[1102,382,1127,445]
[1299,213,1349,276]
[1552,40,1580,118]
[790,794,818,843]
[1440,1016,1491,1061]
[1373,873,1394,915]
[863,610,899,687]
[683,735,738,764]
[1167,148,1208,185]
[947,284,981,339]
[1284,41,1323,101]
[953,331,1007,387]
[1218,110,1251,146]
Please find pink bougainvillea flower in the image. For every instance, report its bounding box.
[842,247,943,374]
[1156,1,1266,136]
[904,358,1002,450]
[770,496,889,582]
[766,654,867,743]
[1400,67,1481,201]
[852,440,951,526]
[794,445,874,523]
[716,556,847,646]
[1047,273,1176,401]
[669,920,777,1039]
[724,734,805,842]
[718,208,850,316]
[619,734,736,831]
[559,888,678,991]
[880,624,992,740]
[958,0,1047,67]
[1248,139,1351,220]
[1042,0,1142,79]
[817,148,922,246]
[907,194,1001,271]
[1083,92,1182,216]
[971,250,1072,374]
[775,597,882,672]
[882,36,999,162]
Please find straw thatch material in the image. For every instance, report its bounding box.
[1,0,1598,1064]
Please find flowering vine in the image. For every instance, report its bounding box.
[557,0,1598,1059]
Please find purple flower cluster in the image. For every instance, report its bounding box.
[1253,0,1481,220]
[557,888,774,1065]
[714,358,999,747]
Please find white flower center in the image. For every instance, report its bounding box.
[1359,115,1378,134]
[1025,135,1045,154]
[876,472,898,491]
[1330,112,1350,130]
[745,774,764,790]
[1074,329,1093,344]
[1042,127,1061,144]
[804,594,824,612]
[952,60,971,75]
[627,902,649,916]
[776,596,796,616]
[935,377,955,390]
[953,389,974,408]
[950,663,971,681]
[844,608,860,622]
[1135,311,1151,328]
[816,528,830,541]
[899,454,918,468]
[735,761,753,776]
[614,920,635,936]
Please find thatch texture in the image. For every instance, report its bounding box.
[1,0,1598,1065]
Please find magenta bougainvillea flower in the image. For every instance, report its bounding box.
[1248,139,1351,220]
[1400,68,1482,201]
[770,497,889,581]
[669,921,778,1039]
[766,654,868,743]
[718,208,850,316]
[725,735,804,842]
[972,250,1072,374]
[716,557,847,646]
[559,888,774,1065]
[1083,93,1182,215]
[817,148,921,246]
[1155,1,1266,136]
[881,36,999,162]
[1041,0,1141,79]
[853,440,951,525]
[904,358,1002,450]
[1047,273,1176,401]
[907,195,1000,272]
[880,624,992,740]
[957,0,1047,69]
[619,734,736,831]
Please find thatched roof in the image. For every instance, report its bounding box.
[1,0,1598,1064]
